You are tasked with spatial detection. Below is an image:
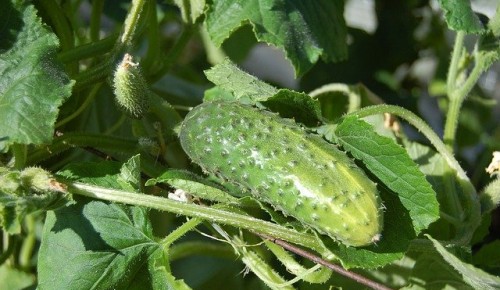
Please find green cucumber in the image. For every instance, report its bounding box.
[179,102,383,247]
[113,54,150,119]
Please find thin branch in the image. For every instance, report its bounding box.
[256,233,393,290]
[82,146,117,161]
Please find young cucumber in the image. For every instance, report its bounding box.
[113,54,150,119]
[179,102,383,247]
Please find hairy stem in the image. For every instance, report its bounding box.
[89,0,105,42]
[26,132,138,165]
[19,215,37,269]
[58,34,118,63]
[73,0,148,91]
[160,218,202,247]
[308,83,361,113]
[73,57,114,92]
[38,0,74,52]
[446,31,465,93]
[68,182,324,253]
[0,234,17,265]
[104,115,127,135]
[37,0,77,75]
[443,63,483,148]
[149,25,195,82]
[12,144,27,169]
[119,0,147,47]
[142,1,161,73]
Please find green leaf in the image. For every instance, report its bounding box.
[203,86,238,103]
[489,4,500,37]
[118,154,142,192]
[204,58,278,103]
[37,198,169,290]
[428,235,500,290]
[205,0,347,76]
[57,161,123,187]
[0,2,73,145]
[141,248,193,290]
[471,214,492,246]
[405,141,481,243]
[404,250,472,290]
[473,240,500,274]
[145,169,241,205]
[315,124,336,143]
[220,25,258,62]
[0,264,35,290]
[335,116,439,235]
[261,89,323,127]
[437,0,484,33]
[317,255,415,289]
[204,60,322,125]
[39,161,187,289]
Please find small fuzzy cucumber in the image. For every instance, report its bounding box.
[179,102,383,246]
[113,54,150,119]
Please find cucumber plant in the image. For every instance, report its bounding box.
[1,1,500,289]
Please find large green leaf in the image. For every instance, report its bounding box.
[405,141,481,244]
[0,2,73,145]
[38,199,164,290]
[38,159,190,289]
[472,240,500,274]
[205,0,347,76]
[437,0,484,33]
[0,264,36,290]
[204,58,278,103]
[404,250,472,290]
[204,59,322,126]
[335,116,439,234]
[428,235,500,290]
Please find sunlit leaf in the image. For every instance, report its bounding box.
[0,2,73,145]
[205,0,347,76]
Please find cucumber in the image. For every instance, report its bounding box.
[179,102,383,247]
[113,54,150,119]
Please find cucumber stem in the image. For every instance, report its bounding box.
[69,182,325,253]
[308,83,361,113]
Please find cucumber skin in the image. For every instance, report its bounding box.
[179,102,383,247]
